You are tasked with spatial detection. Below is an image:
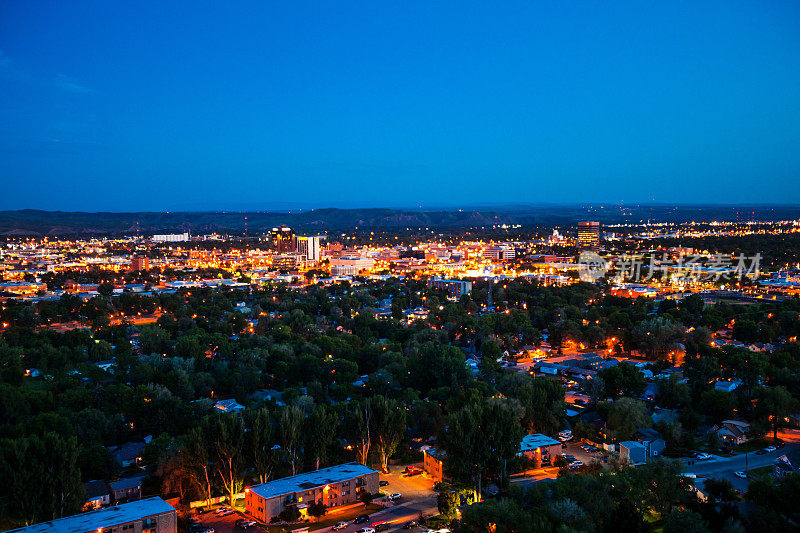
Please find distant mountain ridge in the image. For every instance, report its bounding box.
[1,205,799,236]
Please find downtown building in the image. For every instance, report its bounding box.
[577,221,600,250]
[296,235,326,262]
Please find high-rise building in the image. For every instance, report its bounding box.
[131,256,150,271]
[296,235,326,262]
[577,221,600,250]
[270,225,296,253]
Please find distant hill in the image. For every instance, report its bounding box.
[0,205,798,236]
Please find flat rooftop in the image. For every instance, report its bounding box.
[8,498,175,533]
[249,462,377,500]
[519,433,560,452]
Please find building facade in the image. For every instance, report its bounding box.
[130,256,150,272]
[270,226,296,253]
[245,463,379,523]
[152,233,189,243]
[422,448,445,483]
[427,277,473,298]
[8,497,176,533]
[577,221,600,250]
[296,235,326,262]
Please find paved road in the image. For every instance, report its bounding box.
[315,495,438,532]
[681,441,800,491]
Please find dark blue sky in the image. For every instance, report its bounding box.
[1,1,799,211]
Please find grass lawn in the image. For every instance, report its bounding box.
[746,465,773,479]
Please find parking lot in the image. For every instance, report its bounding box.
[379,466,436,501]
[192,507,250,533]
[559,441,610,468]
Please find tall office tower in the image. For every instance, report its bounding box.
[270,225,296,253]
[577,221,600,250]
[296,235,326,262]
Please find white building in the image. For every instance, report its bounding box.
[296,235,326,262]
[152,233,189,243]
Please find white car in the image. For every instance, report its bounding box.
[734,471,747,479]
[765,446,777,453]
[218,509,235,517]
[332,522,349,531]
[214,507,231,515]
[695,453,712,461]
[357,528,375,533]
[389,492,402,501]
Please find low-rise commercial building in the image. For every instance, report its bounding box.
[245,462,379,523]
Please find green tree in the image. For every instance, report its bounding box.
[280,405,305,475]
[608,398,651,441]
[98,282,115,297]
[304,404,338,470]
[370,396,406,473]
[246,408,276,484]
[307,500,327,520]
[440,399,523,496]
[0,433,84,525]
[206,414,245,506]
[664,509,710,533]
[600,362,646,398]
[757,386,798,440]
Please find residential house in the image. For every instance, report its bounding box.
[83,480,111,510]
[619,441,647,465]
[714,380,741,393]
[110,442,146,468]
[213,399,245,414]
[713,420,752,446]
[635,428,666,458]
[518,434,562,466]
[110,475,145,503]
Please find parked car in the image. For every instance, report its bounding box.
[235,519,256,529]
[214,507,230,515]
[190,527,214,533]
[734,471,747,479]
[332,522,349,531]
[379,480,389,487]
[755,449,768,455]
[764,446,777,453]
[389,492,402,501]
[375,523,391,532]
[354,514,371,524]
[695,453,712,461]
[218,509,235,517]
[357,528,376,533]
[402,520,419,529]
[570,461,584,468]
